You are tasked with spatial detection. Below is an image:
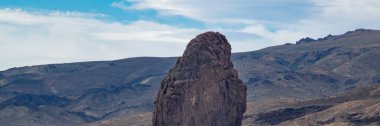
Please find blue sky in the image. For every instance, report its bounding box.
[0,0,206,28]
[1,0,380,70]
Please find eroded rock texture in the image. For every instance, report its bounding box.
[153,32,247,126]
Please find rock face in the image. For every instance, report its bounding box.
[153,32,247,126]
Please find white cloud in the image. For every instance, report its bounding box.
[233,0,380,45]
[118,0,380,44]
[291,0,380,37]
[0,8,202,70]
[117,0,311,23]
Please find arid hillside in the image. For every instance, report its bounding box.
[0,29,380,125]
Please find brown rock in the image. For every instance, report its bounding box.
[153,32,247,126]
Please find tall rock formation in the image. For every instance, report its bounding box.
[153,32,247,126]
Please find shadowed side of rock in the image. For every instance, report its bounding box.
[153,32,247,126]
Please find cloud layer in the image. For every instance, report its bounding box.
[1,0,380,70]
[0,9,201,70]
[122,0,312,23]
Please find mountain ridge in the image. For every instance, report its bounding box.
[4,28,378,73]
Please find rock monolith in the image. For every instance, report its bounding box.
[153,32,246,126]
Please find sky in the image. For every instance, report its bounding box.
[1,0,380,70]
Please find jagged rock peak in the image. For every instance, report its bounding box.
[153,31,247,126]
[180,31,232,67]
[344,28,376,35]
[296,37,316,44]
[295,29,379,45]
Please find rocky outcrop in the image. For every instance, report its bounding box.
[296,37,316,44]
[153,32,247,126]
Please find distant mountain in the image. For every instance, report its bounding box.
[235,28,380,103]
[0,29,380,125]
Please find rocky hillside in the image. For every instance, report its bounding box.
[235,29,380,103]
[243,85,380,126]
[0,57,176,125]
[0,29,380,125]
